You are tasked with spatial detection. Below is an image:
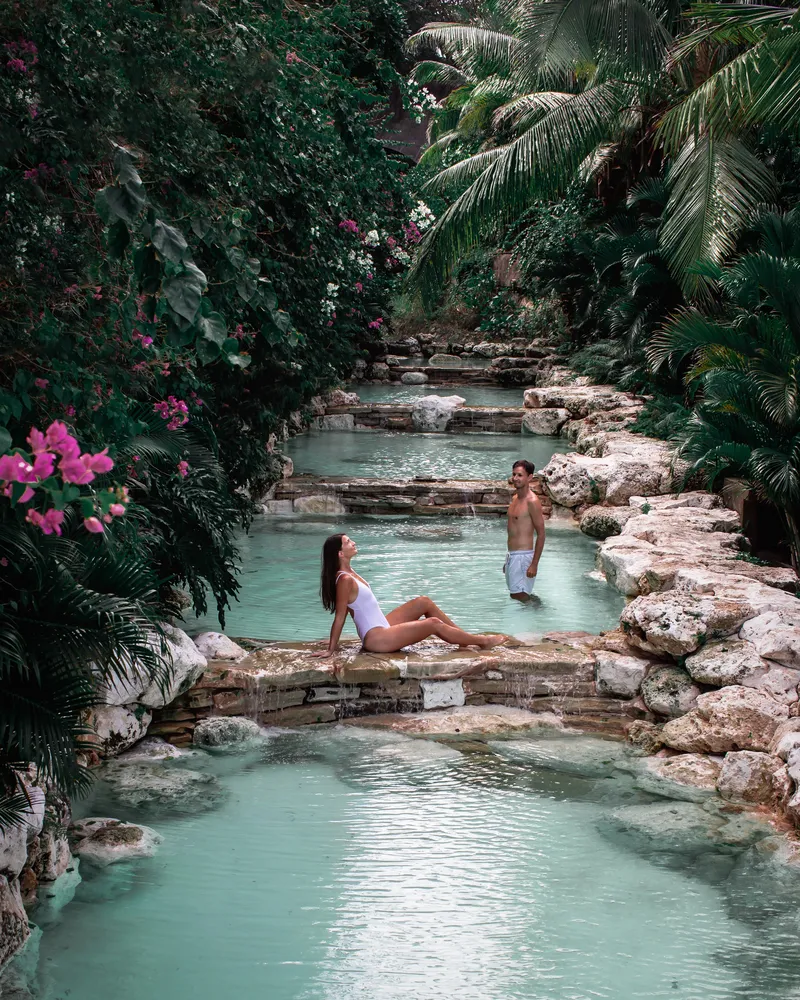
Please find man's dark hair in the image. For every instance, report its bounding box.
[513,459,535,475]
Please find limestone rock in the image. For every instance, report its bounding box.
[716,751,781,803]
[343,704,563,739]
[401,371,428,385]
[420,679,465,710]
[368,362,390,380]
[620,591,754,656]
[81,703,152,757]
[492,734,632,778]
[629,492,721,511]
[293,494,347,514]
[395,524,463,541]
[69,818,162,867]
[309,395,326,416]
[740,610,800,668]
[473,342,502,357]
[684,640,765,686]
[115,737,188,764]
[279,454,293,479]
[193,716,267,748]
[641,665,700,717]
[411,394,466,432]
[634,753,721,802]
[579,505,637,539]
[769,720,800,758]
[604,800,770,855]
[193,632,246,662]
[100,624,208,709]
[541,453,609,508]
[0,876,29,968]
[661,686,788,753]
[0,784,45,879]
[325,389,359,407]
[428,353,462,365]
[319,413,355,431]
[99,763,224,814]
[521,408,570,436]
[626,719,664,753]
[594,651,651,698]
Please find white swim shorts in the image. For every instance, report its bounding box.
[504,549,536,595]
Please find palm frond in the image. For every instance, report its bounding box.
[660,134,776,296]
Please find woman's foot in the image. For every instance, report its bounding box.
[480,634,507,649]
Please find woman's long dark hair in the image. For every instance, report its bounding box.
[320,533,345,612]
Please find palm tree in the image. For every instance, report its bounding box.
[0,512,171,830]
[405,0,798,305]
[647,208,800,570]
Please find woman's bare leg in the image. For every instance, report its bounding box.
[363,618,505,654]
[386,595,458,628]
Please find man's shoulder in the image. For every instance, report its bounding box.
[526,490,542,508]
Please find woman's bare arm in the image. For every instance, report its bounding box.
[313,576,355,657]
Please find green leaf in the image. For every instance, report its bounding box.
[191,217,212,240]
[162,266,206,322]
[104,182,147,224]
[108,219,130,260]
[226,352,252,368]
[197,312,227,345]
[166,326,196,348]
[236,274,257,302]
[152,220,189,264]
[222,337,240,353]
[195,337,221,364]
[79,498,95,519]
[0,427,11,454]
[9,482,31,505]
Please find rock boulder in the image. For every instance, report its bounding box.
[641,665,700,717]
[594,651,651,698]
[620,592,754,657]
[193,716,267,748]
[69,818,163,867]
[579,505,637,539]
[716,751,781,803]
[81,704,152,757]
[522,408,570,436]
[661,686,788,753]
[410,395,466,432]
[193,632,246,662]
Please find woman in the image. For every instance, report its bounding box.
[313,532,505,657]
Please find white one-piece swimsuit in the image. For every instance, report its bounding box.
[336,571,390,640]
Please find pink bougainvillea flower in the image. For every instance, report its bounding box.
[83,516,104,534]
[44,421,72,450]
[140,336,153,348]
[0,557,7,567]
[338,219,359,234]
[85,448,114,473]
[64,405,76,417]
[34,377,49,389]
[355,282,363,293]
[177,460,189,478]
[59,457,94,484]
[26,508,65,535]
[286,50,301,64]
[0,454,34,482]
[368,317,384,330]
[109,503,126,516]
[31,452,55,479]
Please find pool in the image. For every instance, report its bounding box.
[21,727,800,1000]
[285,430,566,481]
[347,383,525,408]
[189,515,623,640]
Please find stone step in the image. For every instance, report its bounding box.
[323,404,524,434]
[272,475,552,519]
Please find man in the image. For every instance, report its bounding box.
[504,459,545,601]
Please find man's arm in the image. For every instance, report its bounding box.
[526,495,545,577]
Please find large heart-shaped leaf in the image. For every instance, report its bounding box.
[108,219,130,259]
[152,220,188,264]
[162,265,206,322]
[97,182,146,224]
[0,427,11,454]
[195,337,221,364]
[198,312,227,345]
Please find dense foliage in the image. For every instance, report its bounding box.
[0,0,418,820]
[403,0,800,566]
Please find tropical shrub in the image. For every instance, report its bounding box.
[649,210,800,569]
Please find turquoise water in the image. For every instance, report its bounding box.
[190,515,623,640]
[347,383,524,407]
[23,728,800,1000]
[285,430,565,481]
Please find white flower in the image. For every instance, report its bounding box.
[364,229,380,248]
[326,282,339,295]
